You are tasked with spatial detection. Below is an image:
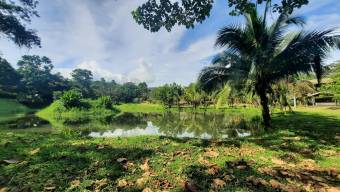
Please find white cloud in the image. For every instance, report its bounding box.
[1,0,339,85]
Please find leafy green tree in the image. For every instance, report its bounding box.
[183,83,203,110]
[96,96,113,109]
[198,6,340,127]
[132,0,308,32]
[0,57,20,97]
[60,89,82,109]
[151,83,182,109]
[71,69,94,98]
[0,0,41,48]
[137,82,149,101]
[92,78,118,98]
[17,55,68,106]
[320,61,340,104]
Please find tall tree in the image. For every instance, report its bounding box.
[198,6,340,127]
[0,57,20,97]
[132,0,309,32]
[0,0,41,48]
[17,55,68,106]
[71,69,94,98]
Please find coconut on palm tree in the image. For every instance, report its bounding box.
[198,4,340,128]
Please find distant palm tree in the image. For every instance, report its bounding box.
[199,4,340,128]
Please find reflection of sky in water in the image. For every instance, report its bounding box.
[89,121,251,139]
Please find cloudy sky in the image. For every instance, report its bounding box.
[1,0,340,86]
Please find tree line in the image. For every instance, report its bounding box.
[0,55,149,107]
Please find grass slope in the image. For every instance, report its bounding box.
[0,99,33,123]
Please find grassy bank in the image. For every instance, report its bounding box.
[0,99,33,123]
[1,106,339,191]
[37,100,120,126]
[117,103,260,116]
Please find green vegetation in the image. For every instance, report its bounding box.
[37,99,119,126]
[1,107,339,191]
[0,99,33,122]
[1,0,340,191]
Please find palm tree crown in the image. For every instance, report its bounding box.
[199,5,340,127]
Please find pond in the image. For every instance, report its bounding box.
[2,112,262,139]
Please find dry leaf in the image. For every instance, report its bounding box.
[0,187,8,192]
[326,187,340,192]
[212,178,226,188]
[117,158,127,163]
[70,180,80,188]
[44,186,56,191]
[136,177,148,187]
[29,148,40,155]
[117,179,128,188]
[95,179,108,189]
[142,188,153,192]
[204,149,219,158]
[2,159,20,164]
[140,158,150,171]
[269,179,281,189]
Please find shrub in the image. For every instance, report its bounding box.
[96,96,113,109]
[60,90,82,109]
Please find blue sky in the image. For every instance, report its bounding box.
[1,0,339,86]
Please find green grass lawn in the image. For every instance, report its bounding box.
[0,99,33,123]
[0,106,339,191]
[117,103,260,117]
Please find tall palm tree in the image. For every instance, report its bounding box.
[198,5,340,128]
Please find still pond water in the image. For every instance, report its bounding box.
[2,112,261,139]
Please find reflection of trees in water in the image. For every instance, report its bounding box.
[150,112,259,138]
[72,112,261,138]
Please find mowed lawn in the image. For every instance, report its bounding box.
[0,106,339,191]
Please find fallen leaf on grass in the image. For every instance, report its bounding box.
[198,156,217,167]
[117,179,128,188]
[142,188,153,192]
[204,149,219,158]
[154,179,172,189]
[70,180,80,189]
[173,151,186,157]
[136,177,148,187]
[271,158,286,166]
[95,179,108,190]
[183,181,199,192]
[212,178,226,188]
[207,166,221,175]
[117,158,127,163]
[29,148,40,155]
[140,158,150,171]
[326,187,340,192]
[2,159,20,164]
[0,188,8,192]
[44,186,56,191]
[269,179,282,189]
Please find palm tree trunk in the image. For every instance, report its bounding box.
[258,91,271,129]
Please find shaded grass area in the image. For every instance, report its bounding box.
[0,99,33,123]
[0,107,339,191]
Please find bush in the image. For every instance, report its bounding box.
[60,90,82,109]
[96,96,113,109]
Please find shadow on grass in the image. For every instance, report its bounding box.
[249,111,340,159]
[184,159,340,192]
[0,132,155,191]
